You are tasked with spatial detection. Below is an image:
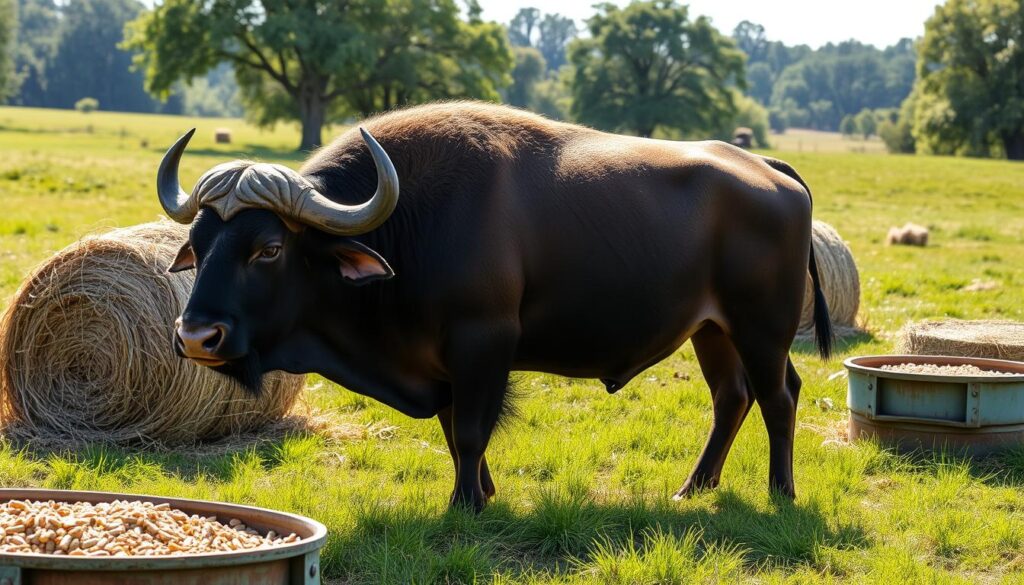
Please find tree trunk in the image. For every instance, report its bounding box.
[298,94,326,152]
[1003,132,1024,161]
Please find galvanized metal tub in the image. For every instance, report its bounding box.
[845,355,1024,454]
[0,488,327,585]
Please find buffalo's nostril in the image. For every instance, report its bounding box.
[203,326,225,352]
[176,321,229,359]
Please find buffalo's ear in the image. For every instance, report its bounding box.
[167,242,196,273]
[332,240,394,285]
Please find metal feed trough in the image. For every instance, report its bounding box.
[0,489,327,585]
[846,355,1024,454]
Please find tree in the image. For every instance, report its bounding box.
[914,0,1024,160]
[732,20,768,63]
[44,0,159,113]
[0,0,15,101]
[74,96,98,112]
[840,114,858,137]
[718,93,770,147]
[854,108,876,138]
[880,93,916,153]
[125,0,513,151]
[536,13,575,71]
[507,8,575,72]
[569,0,745,138]
[504,46,545,108]
[181,63,243,118]
[508,8,540,47]
[9,0,60,107]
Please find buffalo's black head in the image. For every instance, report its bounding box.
[169,209,393,393]
[155,128,399,393]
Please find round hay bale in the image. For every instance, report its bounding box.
[0,221,305,445]
[896,319,1024,362]
[214,128,232,144]
[799,221,860,334]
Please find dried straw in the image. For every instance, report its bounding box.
[799,221,861,335]
[896,319,1024,362]
[0,221,305,446]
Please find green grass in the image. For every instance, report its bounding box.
[2,106,1024,583]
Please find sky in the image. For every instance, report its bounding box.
[479,0,944,49]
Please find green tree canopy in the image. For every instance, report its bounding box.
[125,0,513,150]
[535,13,575,71]
[508,8,540,47]
[507,8,575,72]
[47,0,158,113]
[505,46,545,108]
[854,108,876,138]
[0,0,15,101]
[840,114,858,137]
[913,0,1024,160]
[9,0,59,106]
[569,0,745,138]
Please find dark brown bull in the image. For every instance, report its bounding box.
[157,102,832,511]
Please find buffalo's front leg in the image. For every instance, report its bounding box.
[444,321,517,512]
[438,405,496,498]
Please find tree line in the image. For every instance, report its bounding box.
[0,0,1021,159]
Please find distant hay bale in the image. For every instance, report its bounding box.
[887,222,929,246]
[731,127,754,149]
[896,319,1024,362]
[799,221,860,335]
[0,221,305,446]
[214,128,232,144]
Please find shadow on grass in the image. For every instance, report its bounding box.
[6,429,314,484]
[791,328,877,357]
[326,487,869,582]
[893,443,1024,489]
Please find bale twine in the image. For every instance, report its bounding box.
[896,319,1024,362]
[0,221,305,446]
[799,221,860,334]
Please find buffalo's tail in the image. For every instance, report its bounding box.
[762,157,834,360]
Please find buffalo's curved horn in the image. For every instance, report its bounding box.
[157,128,199,223]
[294,128,399,235]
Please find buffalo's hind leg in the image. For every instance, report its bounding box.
[444,321,517,513]
[675,322,753,499]
[732,336,800,499]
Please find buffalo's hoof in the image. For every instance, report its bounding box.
[769,483,796,501]
[482,479,496,499]
[449,490,488,514]
[673,476,719,500]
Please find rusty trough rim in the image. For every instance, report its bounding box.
[0,488,327,571]
[844,354,1024,382]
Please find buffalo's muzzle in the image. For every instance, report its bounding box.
[174,318,229,366]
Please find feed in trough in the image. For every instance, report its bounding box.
[878,362,1013,376]
[0,499,299,556]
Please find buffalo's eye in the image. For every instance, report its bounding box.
[257,245,282,261]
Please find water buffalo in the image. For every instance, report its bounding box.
[157,102,832,511]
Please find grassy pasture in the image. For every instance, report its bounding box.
[769,129,889,155]
[1,106,1024,583]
